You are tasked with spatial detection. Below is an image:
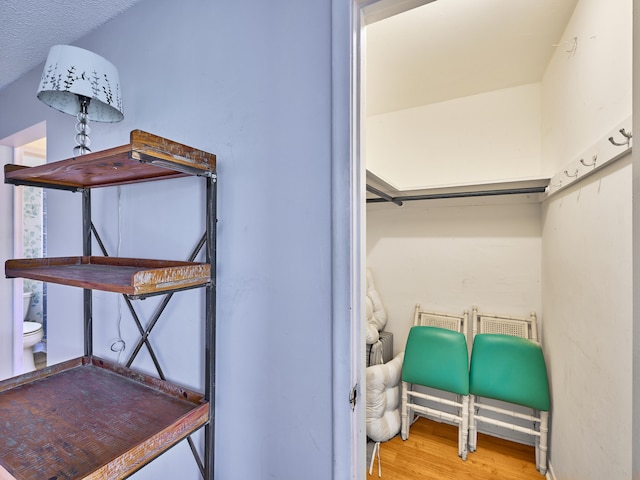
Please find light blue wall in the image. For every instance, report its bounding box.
[0,0,347,478]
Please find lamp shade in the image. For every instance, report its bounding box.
[37,45,124,122]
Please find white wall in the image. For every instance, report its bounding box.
[366,83,542,189]
[633,0,640,477]
[540,0,633,478]
[0,0,348,478]
[542,157,632,479]
[367,197,542,356]
[541,0,632,175]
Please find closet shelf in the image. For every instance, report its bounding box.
[366,170,549,205]
[0,356,208,480]
[5,256,211,296]
[4,129,216,191]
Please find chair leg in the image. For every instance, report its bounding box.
[460,395,469,460]
[468,395,477,452]
[538,411,549,475]
[368,441,382,477]
[401,382,409,440]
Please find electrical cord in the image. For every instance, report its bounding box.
[110,186,126,362]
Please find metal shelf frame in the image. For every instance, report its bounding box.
[80,176,217,480]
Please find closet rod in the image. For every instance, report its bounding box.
[366,184,403,206]
[366,186,546,204]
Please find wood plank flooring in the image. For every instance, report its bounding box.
[367,417,544,480]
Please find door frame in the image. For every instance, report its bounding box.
[330,1,439,477]
[330,0,365,477]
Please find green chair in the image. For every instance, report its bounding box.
[401,326,470,460]
[469,334,550,475]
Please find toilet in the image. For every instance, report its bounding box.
[22,291,43,373]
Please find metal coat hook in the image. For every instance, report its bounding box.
[580,155,597,168]
[553,37,578,55]
[564,169,578,178]
[609,128,632,147]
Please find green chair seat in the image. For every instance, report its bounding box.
[469,334,550,411]
[402,326,469,395]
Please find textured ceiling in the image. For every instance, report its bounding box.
[0,0,144,92]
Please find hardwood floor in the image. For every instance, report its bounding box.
[367,417,544,480]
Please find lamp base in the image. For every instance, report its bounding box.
[74,95,92,156]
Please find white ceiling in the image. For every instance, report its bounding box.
[0,0,145,92]
[366,0,578,116]
[1,0,578,117]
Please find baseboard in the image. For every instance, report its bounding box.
[546,461,556,480]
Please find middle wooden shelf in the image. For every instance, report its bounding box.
[5,256,211,296]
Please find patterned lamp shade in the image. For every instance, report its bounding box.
[37,45,124,122]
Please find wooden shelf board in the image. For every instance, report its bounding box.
[0,357,208,480]
[4,130,216,190]
[5,256,211,295]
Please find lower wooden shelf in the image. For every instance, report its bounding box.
[0,357,208,480]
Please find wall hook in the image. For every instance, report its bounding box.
[609,128,632,147]
[564,169,578,178]
[553,37,578,55]
[580,155,597,168]
[549,180,562,188]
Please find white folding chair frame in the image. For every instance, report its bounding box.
[402,383,469,460]
[403,308,469,460]
[469,307,547,475]
[469,396,549,475]
[471,306,538,342]
[414,305,468,340]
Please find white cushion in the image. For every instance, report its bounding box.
[366,352,403,442]
[365,296,380,344]
[364,269,387,344]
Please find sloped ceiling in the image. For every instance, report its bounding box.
[366,0,578,116]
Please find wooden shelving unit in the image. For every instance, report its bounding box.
[1,130,217,479]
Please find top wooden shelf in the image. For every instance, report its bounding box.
[4,130,217,191]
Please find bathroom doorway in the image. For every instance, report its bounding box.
[14,137,47,373]
[0,123,48,377]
